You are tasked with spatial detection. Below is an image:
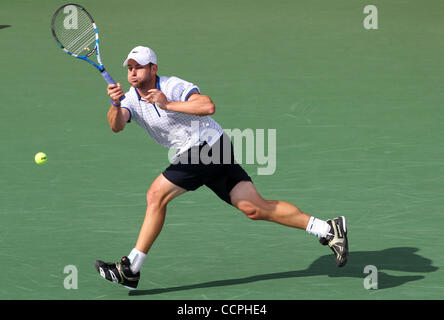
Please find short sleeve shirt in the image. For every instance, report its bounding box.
[120,75,224,156]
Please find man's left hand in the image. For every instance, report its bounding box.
[143,89,168,110]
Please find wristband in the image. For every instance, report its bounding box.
[110,98,121,107]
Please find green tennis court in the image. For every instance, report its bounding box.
[1,0,443,300]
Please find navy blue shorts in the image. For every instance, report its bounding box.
[162,134,252,206]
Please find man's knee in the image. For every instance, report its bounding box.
[146,187,167,209]
[235,201,267,220]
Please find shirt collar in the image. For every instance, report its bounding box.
[134,75,160,101]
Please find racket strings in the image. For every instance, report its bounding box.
[64,25,93,52]
[53,8,96,56]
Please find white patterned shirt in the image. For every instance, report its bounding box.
[120,75,223,156]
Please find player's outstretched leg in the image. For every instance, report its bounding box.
[94,256,140,290]
[319,216,349,267]
[230,181,349,267]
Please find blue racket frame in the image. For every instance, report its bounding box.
[52,4,121,88]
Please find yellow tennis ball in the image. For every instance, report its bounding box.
[35,152,47,165]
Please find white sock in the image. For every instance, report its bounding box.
[306,217,331,238]
[128,248,147,274]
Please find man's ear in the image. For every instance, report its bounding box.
[151,64,158,74]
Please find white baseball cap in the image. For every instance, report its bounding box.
[122,46,157,67]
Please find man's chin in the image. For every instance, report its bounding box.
[133,82,147,89]
[129,79,149,89]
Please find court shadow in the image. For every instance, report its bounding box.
[0,25,11,29]
[129,247,437,296]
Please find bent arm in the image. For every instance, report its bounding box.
[165,93,215,116]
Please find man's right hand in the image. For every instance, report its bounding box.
[107,83,124,106]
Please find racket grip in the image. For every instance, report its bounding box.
[101,69,116,84]
[102,69,125,101]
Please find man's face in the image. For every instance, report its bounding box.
[127,59,156,88]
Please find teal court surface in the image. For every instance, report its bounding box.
[0,0,443,299]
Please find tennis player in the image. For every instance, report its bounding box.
[94,46,349,290]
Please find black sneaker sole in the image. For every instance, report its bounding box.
[319,217,349,267]
[335,216,348,267]
[94,260,138,290]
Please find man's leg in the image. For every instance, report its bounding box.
[95,173,186,289]
[134,173,187,254]
[229,181,348,267]
[229,181,311,229]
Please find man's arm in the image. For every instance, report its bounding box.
[144,90,215,116]
[107,104,130,133]
[107,83,130,133]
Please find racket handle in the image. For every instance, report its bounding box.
[101,69,116,84]
[101,69,125,100]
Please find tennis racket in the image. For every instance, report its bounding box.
[51,3,122,93]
